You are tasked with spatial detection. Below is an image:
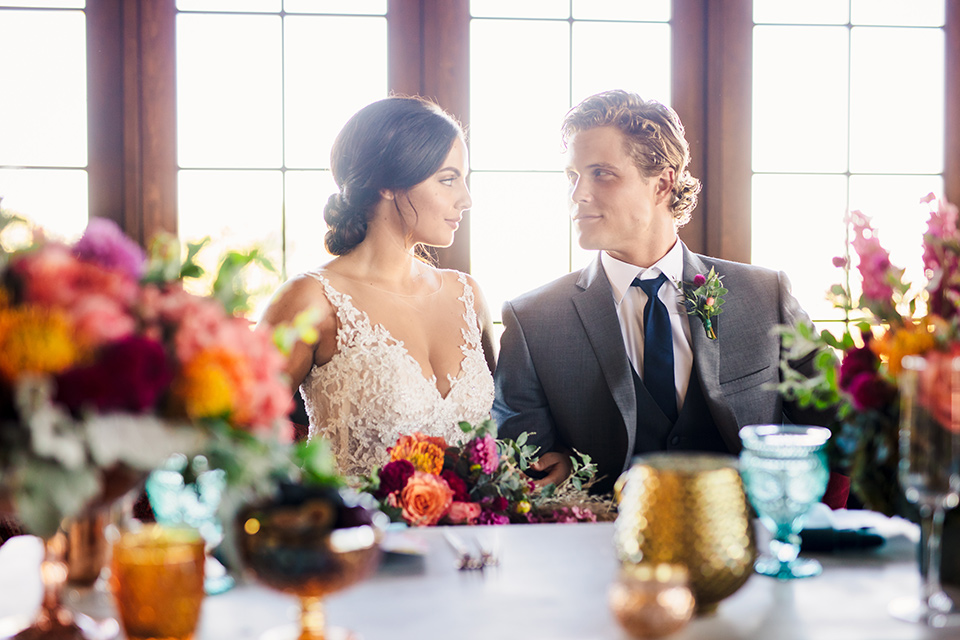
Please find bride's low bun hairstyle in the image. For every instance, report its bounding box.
[324,96,464,255]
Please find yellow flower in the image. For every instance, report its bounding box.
[873,320,936,375]
[515,500,532,515]
[0,306,80,380]
[390,435,446,474]
[173,347,251,420]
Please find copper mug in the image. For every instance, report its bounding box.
[613,452,756,613]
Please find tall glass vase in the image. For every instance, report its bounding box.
[890,353,960,627]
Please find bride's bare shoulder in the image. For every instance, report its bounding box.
[259,269,337,328]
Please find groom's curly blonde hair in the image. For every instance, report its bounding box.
[561,90,701,228]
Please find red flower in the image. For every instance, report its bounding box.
[440,469,469,501]
[847,372,896,411]
[839,344,878,391]
[375,459,415,498]
[55,336,172,414]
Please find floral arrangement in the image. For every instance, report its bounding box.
[361,420,610,526]
[679,268,726,339]
[777,194,960,515]
[0,211,295,537]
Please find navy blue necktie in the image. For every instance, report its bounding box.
[633,273,678,423]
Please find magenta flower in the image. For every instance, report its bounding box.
[832,256,848,268]
[693,273,707,287]
[74,217,146,280]
[847,372,896,411]
[466,434,499,475]
[477,511,510,525]
[849,210,896,303]
[923,196,960,321]
[838,345,878,392]
[440,469,470,501]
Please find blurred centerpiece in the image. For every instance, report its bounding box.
[777,194,960,593]
[0,208,295,639]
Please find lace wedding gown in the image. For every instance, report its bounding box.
[300,271,495,477]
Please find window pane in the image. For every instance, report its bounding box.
[572,22,670,105]
[178,170,284,315]
[573,0,669,22]
[849,27,944,174]
[852,0,944,27]
[753,0,848,25]
[751,174,848,322]
[0,10,86,166]
[0,0,82,6]
[470,0,568,19]
[470,171,570,320]
[752,26,848,172]
[177,14,283,168]
[285,170,336,278]
[849,174,944,294]
[284,0,385,14]
[0,169,87,241]
[470,20,570,170]
[177,0,280,11]
[284,16,387,169]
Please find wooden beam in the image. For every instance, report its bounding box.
[672,0,707,255]
[946,0,960,205]
[704,0,752,263]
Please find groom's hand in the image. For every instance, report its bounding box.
[529,452,573,488]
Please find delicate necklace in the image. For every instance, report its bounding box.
[333,270,444,299]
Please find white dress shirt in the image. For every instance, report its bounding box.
[601,242,694,411]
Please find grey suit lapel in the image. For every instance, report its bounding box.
[682,246,740,451]
[572,255,636,461]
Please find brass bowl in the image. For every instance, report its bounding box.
[613,453,756,613]
[609,563,695,638]
[236,484,382,599]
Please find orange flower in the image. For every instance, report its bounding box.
[872,319,936,375]
[173,347,253,421]
[398,472,454,526]
[389,432,448,474]
[0,306,81,380]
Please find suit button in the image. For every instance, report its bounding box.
[670,436,680,446]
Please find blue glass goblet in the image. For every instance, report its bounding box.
[739,425,831,580]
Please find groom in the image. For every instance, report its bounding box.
[493,90,829,495]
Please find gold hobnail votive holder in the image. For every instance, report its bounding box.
[613,452,756,614]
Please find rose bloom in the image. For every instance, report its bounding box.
[399,472,454,526]
[440,469,470,501]
[445,501,481,525]
[916,346,960,432]
[377,459,415,498]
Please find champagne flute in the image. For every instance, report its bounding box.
[890,354,960,627]
[739,424,831,580]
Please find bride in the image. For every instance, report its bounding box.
[259,96,496,477]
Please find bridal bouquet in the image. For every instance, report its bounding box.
[0,211,294,537]
[777,194,960,515]
[361,419,610,526]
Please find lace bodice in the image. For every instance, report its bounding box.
[300,271,495,477]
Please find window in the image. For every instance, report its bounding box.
[0,2,88,242]
[468,0,671,320]
[750,0,946,322]
[175,1,388,305]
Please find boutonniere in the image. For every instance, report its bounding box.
[679,268,727,340]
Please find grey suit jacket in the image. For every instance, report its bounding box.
[493,244,822,493]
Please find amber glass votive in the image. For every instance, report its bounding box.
[110,524,206,640]
[609,563,695,639]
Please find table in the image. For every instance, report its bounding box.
[1,512,958,640]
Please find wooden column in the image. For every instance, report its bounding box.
[87,0,177,246]
[946,0,960,205]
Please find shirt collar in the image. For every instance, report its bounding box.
[601,239,684,304]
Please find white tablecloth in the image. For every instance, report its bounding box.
[0,511,957,640]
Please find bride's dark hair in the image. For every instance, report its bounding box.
[324,96,464,256]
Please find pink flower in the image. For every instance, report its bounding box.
[477,511,509,525]
[73,217,146,281]
[839,344,878,391]
[445,501,481,525]
[692,274,707,287]
[849,210,897,304]
[70,295,136,347]
[466,435,499,475]
[832,256,848,268]
[847,372,896,411]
